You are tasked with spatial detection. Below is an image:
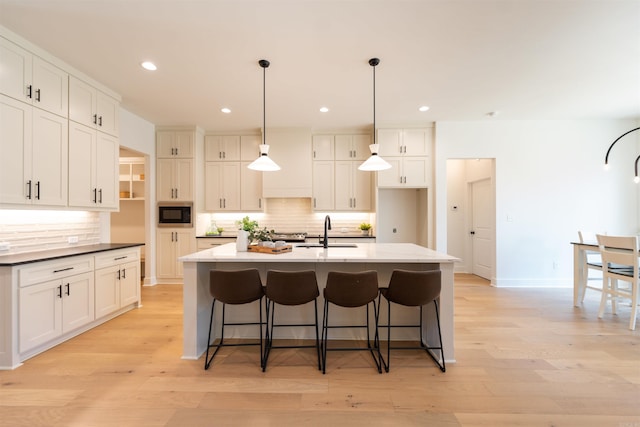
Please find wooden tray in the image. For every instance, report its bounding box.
[247,244,292,254]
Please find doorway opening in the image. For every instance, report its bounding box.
[446,158,495,283]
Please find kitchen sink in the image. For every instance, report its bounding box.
[295,243,358,248]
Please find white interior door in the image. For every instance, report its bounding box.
[470,178,493,280]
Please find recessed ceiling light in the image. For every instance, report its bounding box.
[319,107,329,113]
[141,61,157,71]
[221,107,231,114]
[418,106,429,112]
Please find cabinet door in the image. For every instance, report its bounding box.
[402,129,431,156]
[174,158,193,201]
[62,272,95,333]
[0,95,31,205]
[377,129,402,156]
[19,279,62,352]
[221,162,240,210]
[312,161,334,211]
[156,158,175,201]
[95,265,120,318]
[119,261,140,307]
[334,161,353,210]
[0,38,32,103]
[205,135,240,161]
[353,166,372,210]
[204,162,222,211]
[351,134,371,160]
[312,135,334,160]
[240,135,262,161]
[69,76,97,128]
[68,122,97,208]
[241,162,263,211]
[403,157,430,187]
[205,162,239,211]
[96,91,119,136]
[376,157,403,188]
[31,107,68,206]
[156,230,177,279]
[157,131,193,158]
[32,56,68,118]
[95,132,119,208]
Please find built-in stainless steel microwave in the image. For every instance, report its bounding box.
[158,203,193,227]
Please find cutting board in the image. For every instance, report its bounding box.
[247,244,292,254]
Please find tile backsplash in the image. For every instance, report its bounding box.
[0,210,101,254]
[196,198,375,238]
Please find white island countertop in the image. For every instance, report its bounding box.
[180,242,458,264]
[180,242,459,365]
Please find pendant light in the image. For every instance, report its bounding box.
[248,59,281,171]
[359,57,392,172]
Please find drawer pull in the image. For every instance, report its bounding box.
[53,267,74,273]
[114,256,128,261]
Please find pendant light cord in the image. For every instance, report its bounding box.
[263,63,266,146]
[373,62,376,145]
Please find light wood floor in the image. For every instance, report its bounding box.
[1,274,639,427]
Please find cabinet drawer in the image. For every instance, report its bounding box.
[94,249,139,269]
[197,238,235,250]
[19,256,94,288]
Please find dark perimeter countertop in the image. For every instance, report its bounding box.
[0,243,144,267]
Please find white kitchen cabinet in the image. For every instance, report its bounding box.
[69,76,119,137]
[204,162,241,211]
[0,37,68,118]
[335,161,372,211]
[377,156,431,188]
[156,229,195,280]
[335,134,371,160]
[68,122,119,209]
[240,135,262,161]
[240,161,263,211]
[157,158,193,201]
[0,94,68,207]
[205,135,241,161]
[312,135,335,160]
[197,237,236,250]
[312,160,334,211]
[19,272,95,353]
[157,130,194,158]
[94,248,140,318]
[377,128,432,157]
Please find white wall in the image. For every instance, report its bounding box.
[436,120,639,286]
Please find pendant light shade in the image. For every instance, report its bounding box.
[248,59,280,172]
[359,57,391,172]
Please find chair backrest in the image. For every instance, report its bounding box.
[596,234,639,279]
[324,270,379,307]
[209,268,264,304]
[578,231,599,244]
[265,270,319,305]
[385,270,441,307]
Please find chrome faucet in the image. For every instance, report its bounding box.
[322,215,331,248]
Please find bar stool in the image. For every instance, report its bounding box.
[321,270,382,374]
[204,268,265,370]
[262,270,321,372]
[378,269,445,372]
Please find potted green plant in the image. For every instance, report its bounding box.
[235,216,274,248]
[359,223,372,236]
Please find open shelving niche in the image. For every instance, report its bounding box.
[119,157,145,200]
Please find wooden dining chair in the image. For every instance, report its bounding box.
[577,231,604,303]
[595,234,638,330]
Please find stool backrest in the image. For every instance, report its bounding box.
[324,270,379,307]
[385,270,441,307]
[209,269,263,304]
[266,270,319,305]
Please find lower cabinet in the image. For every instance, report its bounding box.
[19,271,94,353]
[95,260,139,319]
[157,228,195,280]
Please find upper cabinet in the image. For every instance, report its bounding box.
[69,76,119,137]
[205,135,241,161]
[335,134,371,161]
[157,131,194,158]
[0,95,68,207]
[377,129,431,157]
[376,128,433,188]
[0,37,68,118]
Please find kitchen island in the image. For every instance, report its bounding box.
[180,243,459,364]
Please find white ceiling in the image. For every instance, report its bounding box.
[1,0,639,133]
